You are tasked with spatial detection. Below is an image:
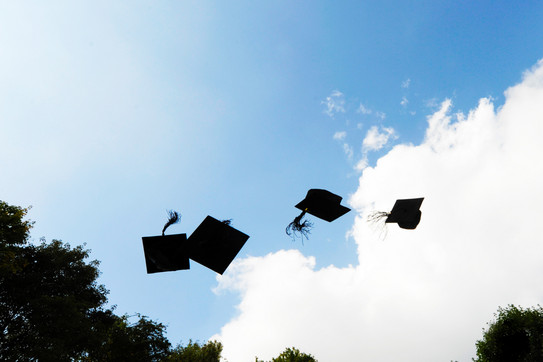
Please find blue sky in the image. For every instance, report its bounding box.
[2,1,543,360]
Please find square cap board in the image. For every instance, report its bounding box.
[188,216,249,275]
[295,189,350,222]
[385,198,424,229]
[141,233,190,274]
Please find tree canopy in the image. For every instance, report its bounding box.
[256,347,317,362]
[1,239,110,360]
[0,201,33,246]
[0,200,175,360]
[167,339,223,362]
[0,202,34,274]
[0,200,178,360]
[474,304,543,362]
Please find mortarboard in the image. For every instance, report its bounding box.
[142,212,250,275]
[141,234,190,273]
[286,189,351,240]
[385,197,424,229]
[142,210,189,274]
[188,216,249,275]
[295,189,351,222]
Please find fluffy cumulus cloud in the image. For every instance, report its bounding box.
[212,60,543,361]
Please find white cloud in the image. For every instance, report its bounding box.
[333,131,347,140]
[402,78,411,88]
[342,143,354,159]
[333,131,353,159]
[355,157,368,171]
[322,90,346,117]
[357,103,372,115]
[213,61,543,362]
[375,111,386,120]
[425,97,439,109]
[400,96,409,106]
[362,126,396,152]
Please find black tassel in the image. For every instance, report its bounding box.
[162,210,181,235]
[367,210,390,239]
[286,209,313,242]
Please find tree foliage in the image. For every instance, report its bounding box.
[0,201,33,246]
[256,347,317,362]
[86,315,172,361]
[166,339,223,362]
[0,200,173,361]
[0,238,111,360]
[474,304,543,362]
[0,201,34,274]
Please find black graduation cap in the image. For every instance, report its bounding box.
[141,211,249,275]
[369,197,424,230]
[141,211,189,274]
[286,189,351,240]
[188,216,249,275]
[295,189,351,222]
[141,234,190,273]
[385,198,424,229]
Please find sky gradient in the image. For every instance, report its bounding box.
[2,1,543,361]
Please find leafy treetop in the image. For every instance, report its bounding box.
[256,347,317,362]
[0,201,33,246]
[474,304,543,362]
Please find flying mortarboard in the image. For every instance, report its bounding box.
[286,189,351,240]
[142,211,189,274]
[385,198,424,229]
[367,198,424,231]
[187,216,249,275]
[141,234,190,273]
[142,211,249,275]
[295,189,351,222]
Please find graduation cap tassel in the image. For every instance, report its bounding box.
[367,210,390,239]
[286,209,313,241]
[367,211,390,224]
[162,210,180,236]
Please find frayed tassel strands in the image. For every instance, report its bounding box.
[162,210,181,236]
[286,209,313,242]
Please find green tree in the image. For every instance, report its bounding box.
[0,201,33,246]
[474,304,543,362]
[166,340,223,362]
[0,200,171,361]
[256,347,317,362]
[0,238,113,360]
[0,201,33,274]
[87,314,171,361]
